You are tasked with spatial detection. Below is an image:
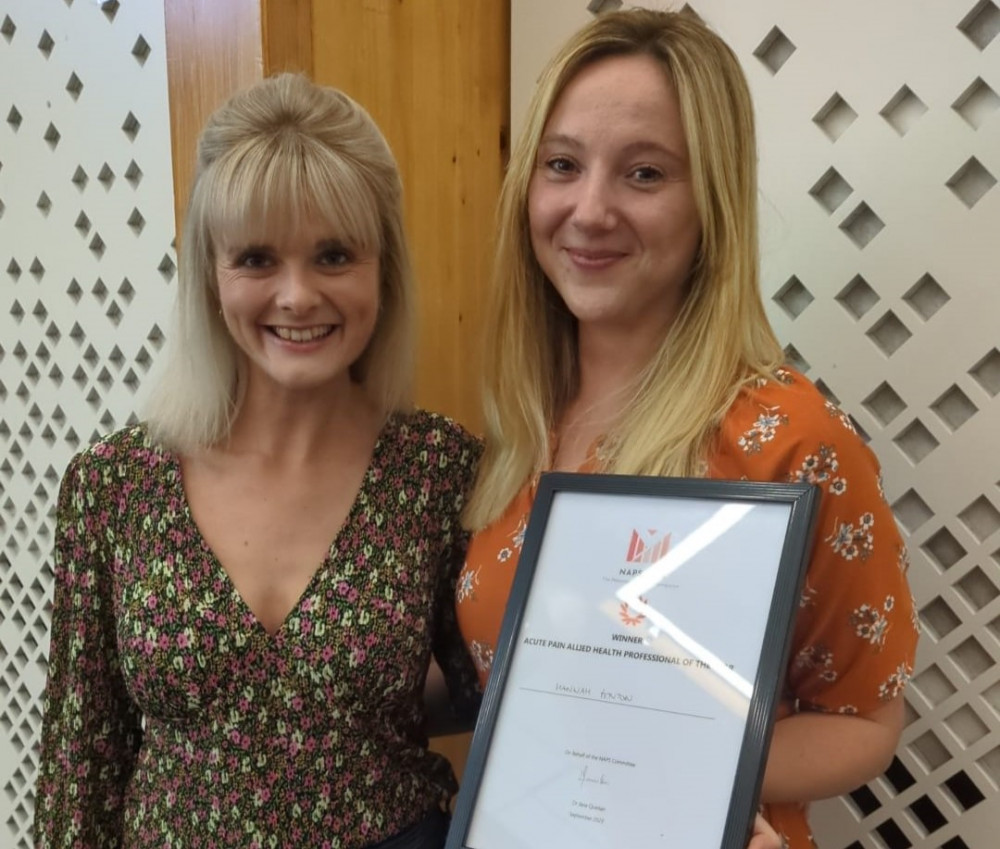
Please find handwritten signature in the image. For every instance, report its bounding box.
[578,766,611,788]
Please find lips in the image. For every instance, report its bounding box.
[270,325,335,343]
[564,247,628,269]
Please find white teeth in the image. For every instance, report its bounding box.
[273,326,333,343]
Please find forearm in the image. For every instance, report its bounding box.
[423,658,478,737]
[761,698,904,804]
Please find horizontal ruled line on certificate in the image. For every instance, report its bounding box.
[518,687,714,720]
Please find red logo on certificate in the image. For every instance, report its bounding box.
[625,529,671,564]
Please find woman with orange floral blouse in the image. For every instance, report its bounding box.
[456,9,917,849]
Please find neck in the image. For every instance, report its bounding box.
[573,323,661,418]
[223,377,381,466]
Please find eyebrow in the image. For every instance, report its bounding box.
[537,133,688,166]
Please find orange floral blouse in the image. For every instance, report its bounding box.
[456,368,918,849]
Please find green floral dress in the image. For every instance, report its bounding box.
[34,411,481,849]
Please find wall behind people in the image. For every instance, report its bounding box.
[0,2,177,847]
[512,2,1000,848]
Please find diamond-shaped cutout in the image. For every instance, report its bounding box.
[867,310,911,357]
[1,15,15,42]
[148,324,165,349]
[753,26,796,75]
[953,77,1000,129]
[910,730,951,772]
[863,381,905,426]
[945,705,990,747]
[6,258,21,280]
[71,165,88,190]
[773,275,814,319]
[588,0,624,13]
[893,418,939,465]
[127,208,145,234]
[782,344,810,374]
[958,495,1000,543]
[7,105,22,131]
[947,157,996,208]
[955,566,999,612]
[158,254,176,281]
[36,192,51,216]
[836,274,879,319]
[98,162,115,187]
[132,34,150,64]
[125,160,143,186]
[903,273,950,321]
[74,211,91,236]
[969,348,1000,396]
[959,1,1000,50]
[809,167,853,213]
[931,385,978,432]
[65,72,83,101]
[880,85,928,136]
[892,488,932,533]
[813,93,857,142]
[912,661,958,704]
[907,794,947,834]
[949,637,993,683]
[89,233,106,258]
[29,258,45,280]
[122,110,140,141]
[101,1,121,22]
[118,278,135,303]
[813,378,840,406]
[840,202,885,248]
[43,122,61,149]
[37,29,54,58]
[91,278,108,303]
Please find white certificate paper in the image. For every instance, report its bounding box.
[448,475,818,849]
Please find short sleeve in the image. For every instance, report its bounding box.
[712,372,919,718]
[783,419,918,716]
[34,450,143,848]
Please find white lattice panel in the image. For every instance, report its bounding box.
[0,0,175,845]
[512,2,1000,848]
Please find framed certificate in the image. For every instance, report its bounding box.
[447,473,819,849]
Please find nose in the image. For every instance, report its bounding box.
[570,173,617,232]
[274,263,321,313]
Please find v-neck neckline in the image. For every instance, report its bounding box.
[169,414,398,640]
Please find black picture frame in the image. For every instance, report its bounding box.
[447,473,819,849]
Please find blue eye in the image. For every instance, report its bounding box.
[630,165,664,183]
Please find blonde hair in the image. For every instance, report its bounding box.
[145,73,413,451]
[465,8,783,529]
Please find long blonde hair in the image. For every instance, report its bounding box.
[145,73,414,451]
[465,8,783,529]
